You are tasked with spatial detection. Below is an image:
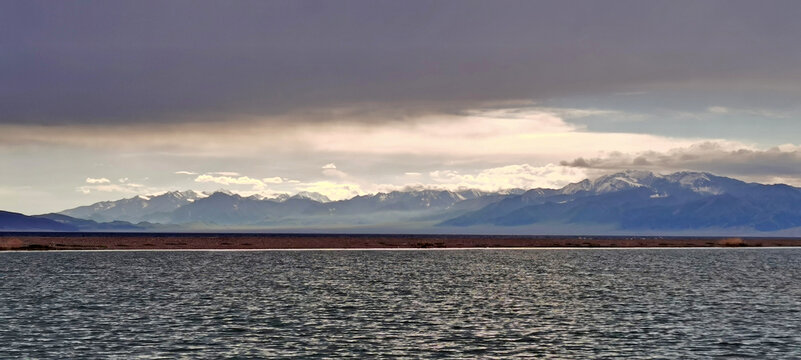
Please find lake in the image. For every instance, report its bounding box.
[2,249,800,358]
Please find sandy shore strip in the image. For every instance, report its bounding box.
[2,233,801,251]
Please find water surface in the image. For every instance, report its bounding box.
[2,249,800,358]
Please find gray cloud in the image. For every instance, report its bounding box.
[3,0,801,125]
[560,142,801,180]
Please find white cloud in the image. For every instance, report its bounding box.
[210,171,241,176]
[298,108,700,160]
[85,177,110,184]
[78,183,146,194]
[527,106,646,123]
[262,177,284,184]
[194,174,269,190]
[0,105,701,161]
[118,178,128,183]
[706,105,789,119]
[297,181,364,201]
[322,163,348,179]
[707,106,729,114]
[174,170,197,175]
[428,164,589,191]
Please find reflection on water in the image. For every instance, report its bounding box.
[2,249,800,358]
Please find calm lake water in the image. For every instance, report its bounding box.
[2,249,800,358]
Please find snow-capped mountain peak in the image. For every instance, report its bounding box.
[559,170,730,196]
[291,191,331,203]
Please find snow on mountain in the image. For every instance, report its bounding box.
[558,170,737,197]
[272,194,292,202]
[60,190,204,223]
[291,192,331,203]
[441,170,801,231]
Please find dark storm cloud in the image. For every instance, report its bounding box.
[2,0,801,125]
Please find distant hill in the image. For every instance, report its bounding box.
[0,210,77,231]
[0,210,160,232]
[34,213,151,231]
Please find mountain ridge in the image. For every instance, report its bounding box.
[11,170,797,234]
[442,171,801,231]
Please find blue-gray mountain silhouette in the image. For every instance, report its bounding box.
[441,171,801,231]
[60,191,203,223]
[0,210,77,231]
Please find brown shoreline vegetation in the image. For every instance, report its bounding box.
[1,233,801,251]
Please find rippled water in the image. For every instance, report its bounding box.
[2,249,801,358]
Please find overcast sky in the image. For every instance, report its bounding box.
[3,0,801,214]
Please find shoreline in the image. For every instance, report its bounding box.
[2,233,801,251]
[6,247,801,253]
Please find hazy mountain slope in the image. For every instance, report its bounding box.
[56,188,516,227]
[34,213,148,231]
[60,191,203,223]
[441,171,801,231]
[328,190,489,215]
[159,189,508,226]
[619,184,801,231]
[0,211,77,231]
[167,192,329,225]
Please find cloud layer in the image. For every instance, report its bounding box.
[3,1,801,125]
[560,142,801,185]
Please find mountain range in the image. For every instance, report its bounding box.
[3,170,801,234]
[442,171,801,232]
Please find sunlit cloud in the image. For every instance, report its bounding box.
[429,164,590,191]
[706,106,790,119]
[85,177,111,184]
[78,183,148,194]
[321,163,348,179]
[297,181,365,201]
[0,106,703,161]
[297,108,702,160]
[194,174,270,191]
[262,177,284,184]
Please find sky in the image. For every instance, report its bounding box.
[2,0,801,214]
